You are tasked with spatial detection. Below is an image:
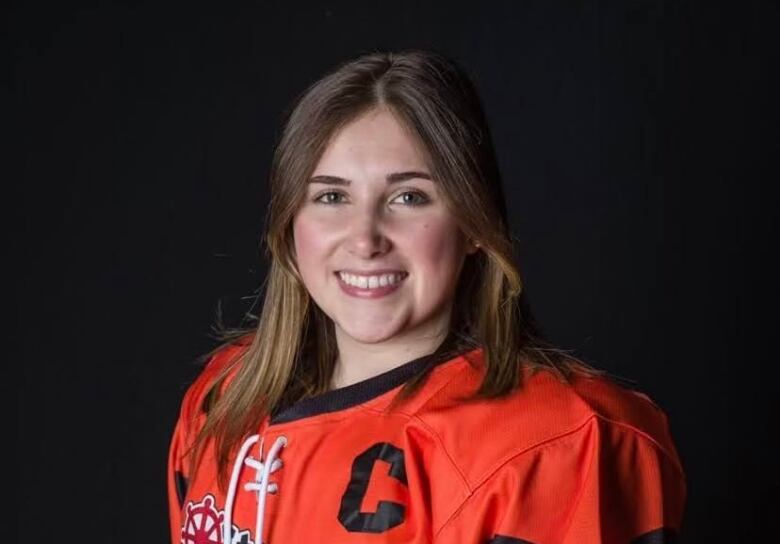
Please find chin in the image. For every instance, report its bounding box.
[336,320,405,345]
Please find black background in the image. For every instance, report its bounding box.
[12,1,777,540]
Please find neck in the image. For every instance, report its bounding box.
[330,319,451,390]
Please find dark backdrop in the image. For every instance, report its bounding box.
[13,1,777,541]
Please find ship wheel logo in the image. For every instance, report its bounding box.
[181,494,224,544]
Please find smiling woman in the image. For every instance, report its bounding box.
[294,108,479,387]
[167,50,687,544]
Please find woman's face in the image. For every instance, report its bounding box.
[293,107,477,346]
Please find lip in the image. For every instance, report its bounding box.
[335,270,408,299]
[336,269,407,276]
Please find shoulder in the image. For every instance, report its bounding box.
[414,353,684,488]
[176,334,253,425]
[425,359,688,542]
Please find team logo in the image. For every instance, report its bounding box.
[181,494,252,544]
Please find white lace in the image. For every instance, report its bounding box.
[223,434,287,544]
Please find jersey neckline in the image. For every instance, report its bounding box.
[269,333,473,425]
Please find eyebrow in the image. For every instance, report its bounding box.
[308,171,433,185]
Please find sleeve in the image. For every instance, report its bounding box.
[433,416,687,544]
[166,339,252,543]
[167,366,210,544]
[167,406,191,544]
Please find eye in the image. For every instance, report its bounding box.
[314,191,429,207]
[391,191,429,207]
[314,191,347,205]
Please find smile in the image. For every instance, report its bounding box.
[335,271,408,298]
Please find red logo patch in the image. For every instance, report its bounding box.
[181,494,251,544]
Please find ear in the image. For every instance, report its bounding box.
[465,238,481,255]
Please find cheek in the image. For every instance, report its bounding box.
[407,219,465,271]
[293,215,330,282]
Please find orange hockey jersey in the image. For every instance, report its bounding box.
[168,340,687,544]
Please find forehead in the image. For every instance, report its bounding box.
[313,108,430,175]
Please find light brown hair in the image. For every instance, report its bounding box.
[190,49,606,486]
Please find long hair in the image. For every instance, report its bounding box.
[190,49,606,487]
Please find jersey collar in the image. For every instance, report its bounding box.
[269,333,472,425]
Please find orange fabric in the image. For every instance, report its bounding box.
[168,345,686,543]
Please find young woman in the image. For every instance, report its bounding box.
[168,50,687,544]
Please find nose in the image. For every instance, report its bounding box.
[345,206,391,258]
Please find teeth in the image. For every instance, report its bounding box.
[338,272,406,289]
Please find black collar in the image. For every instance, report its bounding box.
[269,335,471,425]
